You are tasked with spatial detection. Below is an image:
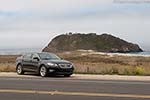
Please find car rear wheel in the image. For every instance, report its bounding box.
[16,65,24,75]
[40,66,48,77]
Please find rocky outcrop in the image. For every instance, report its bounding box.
[43,33,143,53]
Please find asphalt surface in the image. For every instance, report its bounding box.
[0,76,150,100]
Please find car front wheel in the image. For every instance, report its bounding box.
[16,65,24,75]
[40,66,48,77]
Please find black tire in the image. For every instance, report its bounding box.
[16,64,24,75]
[40,66,48,77]
[64,74,71,77]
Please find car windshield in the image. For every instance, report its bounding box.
[38,53,61,60]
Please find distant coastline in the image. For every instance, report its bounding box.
[0,48,41,55]
[0,48,149,56]
[75,50,150,57]
[129,51,150,56]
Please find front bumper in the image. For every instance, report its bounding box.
[47,67,74,75]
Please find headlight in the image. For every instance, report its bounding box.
[47,62,58,67]
[71,63,74,67]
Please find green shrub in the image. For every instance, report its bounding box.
[134,67,145,75]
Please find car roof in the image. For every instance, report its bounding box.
[23,52,54,55]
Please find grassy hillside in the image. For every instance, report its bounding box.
[43,33,143,53]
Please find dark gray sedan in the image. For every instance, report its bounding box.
[16,52,74,77]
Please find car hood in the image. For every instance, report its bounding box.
[42,59,71,64]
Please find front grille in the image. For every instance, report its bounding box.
[59,64,72,68]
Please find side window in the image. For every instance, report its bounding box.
[32,54,39,59]
[23,54,32,59]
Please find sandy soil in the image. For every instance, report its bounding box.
[0,72,150,81]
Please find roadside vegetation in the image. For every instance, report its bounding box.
[0,55,17,72]
[0,51,150,75]
[58,50,150,76]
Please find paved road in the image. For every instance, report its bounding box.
[0,76,150,100]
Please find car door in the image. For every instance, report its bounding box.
[31,53,40,71]
[22,53,33,71]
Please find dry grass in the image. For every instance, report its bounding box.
[0,63,16,72]
[57,51,150,75]
[0,51,150,75]
[0,55,18,72]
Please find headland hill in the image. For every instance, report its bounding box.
[43,33,143,53]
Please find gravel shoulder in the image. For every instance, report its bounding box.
[0,72,150,81]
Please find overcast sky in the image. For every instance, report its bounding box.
[0,0,150,51]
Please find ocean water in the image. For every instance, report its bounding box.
[129,51,150,56]
[0,48,150,56]
[0,48,42,55]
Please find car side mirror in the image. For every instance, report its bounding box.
[33,57,40,61]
